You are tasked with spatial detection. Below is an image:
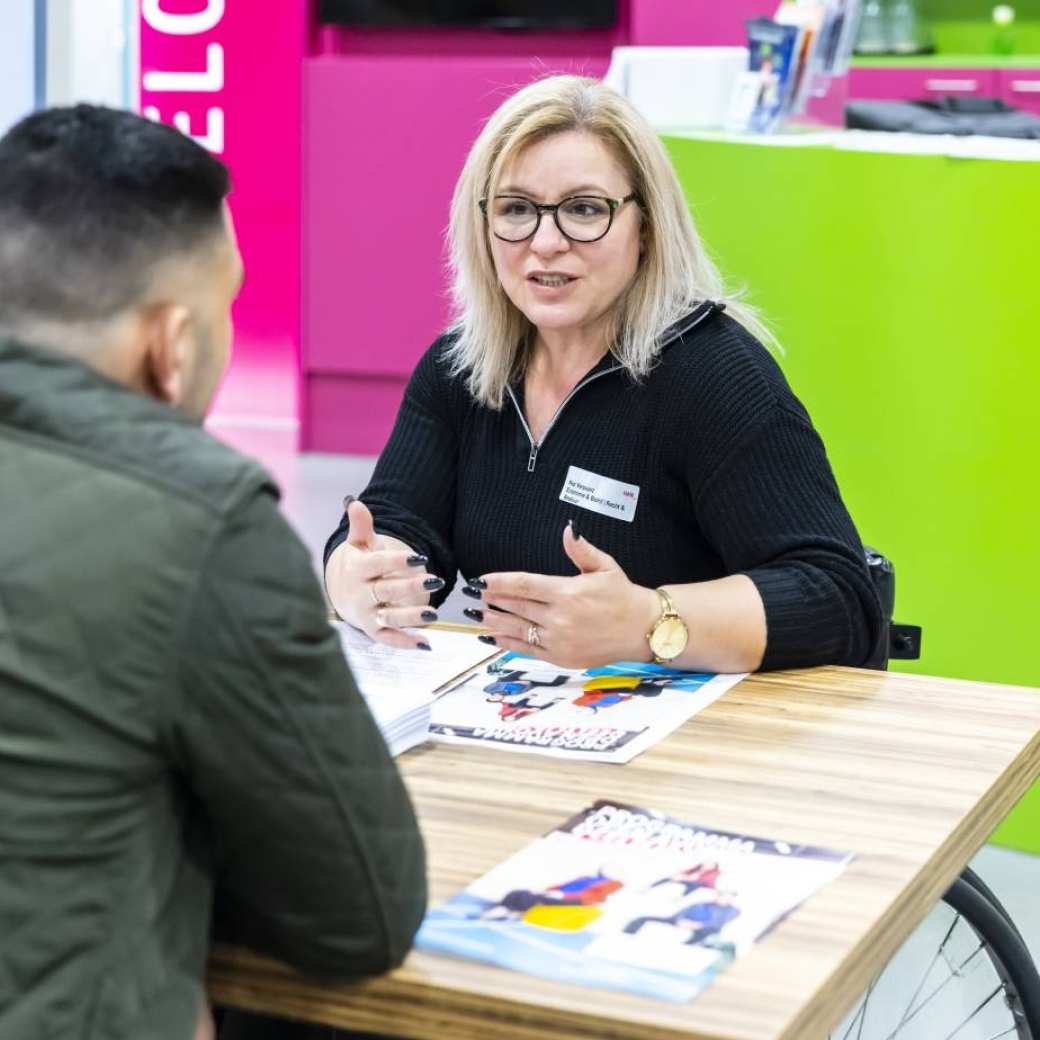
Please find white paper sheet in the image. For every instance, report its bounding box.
[335,624,500,755]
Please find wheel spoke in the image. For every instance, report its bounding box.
[830,892,1032,1040]
[837,1000,863,1040]
[880,941,986,1039]
[838,976,876,1040]
[981,1024,1022,1040]
[854,977,878,1040]
[941,983,1004,1040]
[889,912,963,1035]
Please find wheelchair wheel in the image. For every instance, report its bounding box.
[959,865,1028,946]
[829,877,1040,1039]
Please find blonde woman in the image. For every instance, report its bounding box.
[324,75,882,673]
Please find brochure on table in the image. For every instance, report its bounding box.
[336,624,497,756]
[418,800,853,1003]
[429,651,747,764]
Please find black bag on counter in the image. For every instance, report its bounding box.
[845,95,1040,139]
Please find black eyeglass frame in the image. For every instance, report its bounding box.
[478,193,639,244]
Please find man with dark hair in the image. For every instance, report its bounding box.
[0,105,426,1040]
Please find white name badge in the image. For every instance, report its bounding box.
[559,465,640,523]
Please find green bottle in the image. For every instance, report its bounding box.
[993,4,1016,56]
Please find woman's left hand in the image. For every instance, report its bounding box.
[471,522,659,669]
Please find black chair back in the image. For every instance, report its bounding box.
[863,546,922,670]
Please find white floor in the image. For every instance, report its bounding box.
[221,430,1040,1034]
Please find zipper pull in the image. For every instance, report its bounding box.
[527,443,538,472]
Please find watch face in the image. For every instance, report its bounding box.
[651,616,688,660]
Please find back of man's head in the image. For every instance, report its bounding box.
[0,105,240,419]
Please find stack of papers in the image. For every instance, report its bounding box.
[335,624,498,756]
[335,631,748,763]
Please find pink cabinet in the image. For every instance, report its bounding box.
[848,66,999,101]
[847,64,1040,116]
[1000,69,1040,115]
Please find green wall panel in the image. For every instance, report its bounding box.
[663,135,1040,850]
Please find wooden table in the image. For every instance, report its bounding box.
[208,665,1040,1039]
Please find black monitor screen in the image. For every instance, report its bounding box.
[318,0,618,30]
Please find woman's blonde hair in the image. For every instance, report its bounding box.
[445,74,775,409]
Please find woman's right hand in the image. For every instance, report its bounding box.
[324,499,444,650]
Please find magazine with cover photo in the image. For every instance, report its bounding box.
[428,652,747,763]
[417,801,853,1003]
[745,17,802,132]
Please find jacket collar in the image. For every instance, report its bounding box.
[0,337,196,445]
[511,300,724,391]
[657,299,725,352]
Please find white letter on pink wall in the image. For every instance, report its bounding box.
[143,106,225,154]
[141,0,225,35]
[143,43,224,93]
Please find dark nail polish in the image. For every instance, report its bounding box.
[423,576,445,591]
[568,518,580,540]
[463,607,484,623]
[469,576,488,590]
[462,585,483,600]
[342,494,355,511]
[421,609,438,623]
[417,641,432,651]
[478,635,497,646]
[408,554,429,567]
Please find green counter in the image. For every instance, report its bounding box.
[662,132,1040,852]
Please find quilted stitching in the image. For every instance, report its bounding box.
[0,342,426,1040]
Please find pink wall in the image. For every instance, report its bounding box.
[302,52,611,368]
[138,0,306,434]
[302,48,612,453]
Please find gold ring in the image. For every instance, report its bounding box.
[527,624,542,648]
[370,582,385,607]
[375,607,389,629]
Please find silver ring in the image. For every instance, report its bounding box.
[527,623,542,648]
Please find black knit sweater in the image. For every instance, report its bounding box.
[325,303,883,670]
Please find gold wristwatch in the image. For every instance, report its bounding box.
[646,588,689,664]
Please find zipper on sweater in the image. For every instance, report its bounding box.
[507,301,720,472]
[507,365,622,473]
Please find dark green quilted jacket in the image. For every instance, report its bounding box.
[0,341,427,1039]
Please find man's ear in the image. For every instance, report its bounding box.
[144,303,192,406]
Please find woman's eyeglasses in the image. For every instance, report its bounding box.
[479,194,638,244]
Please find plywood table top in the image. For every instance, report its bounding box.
[209,664,1040,1039]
